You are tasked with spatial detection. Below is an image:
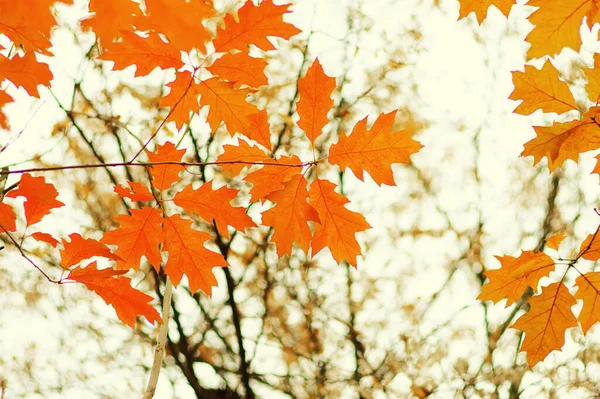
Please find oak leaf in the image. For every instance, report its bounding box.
[584,53,600,104]
[160,71,201,130]
[512,282,577,367]
[31,232,60,247]
[309,178,371,266]
[217,138,271,177]
[578,230,600,261]
[328,110,423,186]
[478,250,555,307]
[0,202,16,232]
[147,141,186,192]
[207,52,268,89]
[60,233,121,269]
[244,155,302,202]
[0,89,13,129]
[6,173,64,226]
[262,174,319,257]
[0,52,52,98]
[545,233,566,251]
[575,272,600,334]
[509,61,577,115]
[67,262,161,328]
[82,0,140,45]
[114,182,153,203]
[163,214,228,296]
[457,0,514,24]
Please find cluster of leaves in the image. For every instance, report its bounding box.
[459,0,600,367]
[0,0,422,330]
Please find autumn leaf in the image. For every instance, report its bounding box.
[114,182,154,203]
[160,71,201,130]
[246,110,273,150]
[296,58,336,145]
[509,61,577,115]
[60,233,121,269]
[207,52,268,89]
[244,155,302,202]
[31,232,60,247]
[82,0,141,45]
[6,173,64,226]
[328,110,423,186]
[584,53,600,104]
[100,207,163,271]
[173,181,256,239]
[593,154,600,177]
[99,31,184,77]
[0,202,16,232]
[545,233,566,251]
[212,0,301,53]
[575,272,600,334]
[163,214,228,296]
[197,77,259,136]
[457,0,514,25]
[147,142,186,192]
[521,107,600,172]
[512,282,577,367]
[309,178,371,266]
[0,52,52,98]
[578,230,600,261]
[0,89,13,129]
[67,262,162,328]
[217,138,271,177]
[525,0,597,59]
[478,251,555,307]
[262,174,319,257]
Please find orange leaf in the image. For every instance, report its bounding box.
[60,233,121,269]
[147,141,186,191]
[0,202,16,232]
[478,251,555,307]
[509,61,577,115]
[82,0,141,45]
[31,232,60,247]
[67,262,161,328]
[197,77,259,136]
[99,31,184,77]
[173,181,256,239]
[521,107,600,172]
[100,207,163,271]
[217,138,271,177]
[512,282,577,367]
[262,174,319,257]
[575,272,600,334]
[0,90,14,129]
[246,110,273,150]
[207,52,268,89]
[163,214,228,296]
[245,155,302,202]
[578,230,600,261]
[525,0,596,59]
[328,110,423,186]
[584,53,600,104]
[114,182,154,202]
[6,173,64,226]
[309,178,371,266]
[296,58,336,145]
[160,71,201,130]
[0,52,52,98]
[545,233,566,251]
[457,0,514,24]
[592,154,600,177]
[141,0,214,53]
[212,0,301,53]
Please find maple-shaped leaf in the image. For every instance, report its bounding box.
[59,233,121,269]
[100,207,163,271]
[99,31,184,77]
[512,282,577,367]
[509,61,577,115]
[521,107,600,172]
[478,250,555,307]
[197,77,259,136]
[309,178,371,266]
[173,181,256,239]
[163,214,228,296]
[31,232,60,247]
[328,110,423,186]
[525,0,597,59]
[82,0,141,45]
[207,52,268,89]
[0,52,52,98]
[140,0,214,53]
[147,142,186,192]
[67,262,161,328]
[0,90,13,129]
[6,173,64,226]
[457,0,514,24]
[114,182,153,202]
[212,0,301,53]
[575,272,600,334]
[296,58,336,145]
[262,174,319,257]
[578,231,600,261]
[0,202,17,232]
[545,233,566,251]
[160,71,201,130]
[245,155,302,202]
[217,138,271,177]
[584,53,600,104]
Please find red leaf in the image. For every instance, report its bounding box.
[31,232,60,247]
[6,173,64,226]
[60,233,121,269]
[207,52,268,89]
[0,202,17,232]
[147,142,186,191]
[114,182,154,202]
[217,139,270,177]
[0,52,52,98]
